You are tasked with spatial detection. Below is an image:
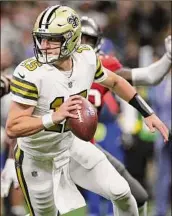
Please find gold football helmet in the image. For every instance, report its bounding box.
[32,5,81,63]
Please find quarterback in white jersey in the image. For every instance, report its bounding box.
[11,45,104,158]
[6,5,169,216]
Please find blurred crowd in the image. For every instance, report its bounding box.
[1,1,171,216]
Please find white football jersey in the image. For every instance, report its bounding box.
[10,45,107,158]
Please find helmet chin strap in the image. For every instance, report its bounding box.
[45,54,59,63]
[38,52,60,64]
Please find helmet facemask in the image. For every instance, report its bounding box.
[33,31,80,64]
[33,33,63,64]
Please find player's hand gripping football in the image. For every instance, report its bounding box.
[165,35,171,60]
[1,158,19,198]
[52,95,82,124]
[144,113,169,142]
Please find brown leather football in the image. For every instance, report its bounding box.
[67,97,98,141]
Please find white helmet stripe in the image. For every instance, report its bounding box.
[39,8,49,28]
[41,5,60,29]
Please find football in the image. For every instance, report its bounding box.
[67,97,98,141]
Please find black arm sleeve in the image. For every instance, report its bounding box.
[129,93,154,117]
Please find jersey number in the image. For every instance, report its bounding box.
[45,90,87,133]
[22,59,42,71]
[45,97,69,133]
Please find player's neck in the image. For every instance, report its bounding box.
[53,57,73,71]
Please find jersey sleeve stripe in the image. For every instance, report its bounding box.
[11,82,38,94]
[12,76,38,91]
[96,57,101,71]
[95,66,104,79]
[10,85,38,101]
[95,57,105,79]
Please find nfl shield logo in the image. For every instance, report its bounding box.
[31,171,38,177]
[68,82,73,88]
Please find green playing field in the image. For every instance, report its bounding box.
[60,202,171,216]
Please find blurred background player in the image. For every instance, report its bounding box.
[80,16,171,216]
[1,75,11,98]
[81,16,149,216]
[81,16,171,86]
[148,52,171,216]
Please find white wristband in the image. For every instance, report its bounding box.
[42,113,55,129]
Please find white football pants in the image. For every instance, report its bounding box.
[14,137,138,216]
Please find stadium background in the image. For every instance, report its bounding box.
[1,1,171,216]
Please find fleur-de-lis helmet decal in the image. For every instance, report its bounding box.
[67,15,79,28]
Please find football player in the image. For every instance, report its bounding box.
[81,16,171,86]
[80,16,171,216]
[0,75,11,98]
[5,5,169,216]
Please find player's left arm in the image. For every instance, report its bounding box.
[116,35,171,86]
[100,68,169,142]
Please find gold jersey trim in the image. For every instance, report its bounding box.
[11,76,38,101]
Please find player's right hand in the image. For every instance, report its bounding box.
[1,158,19,198]
[165,35,171,60]
[52,95,82,124]
[144,113,169,142]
